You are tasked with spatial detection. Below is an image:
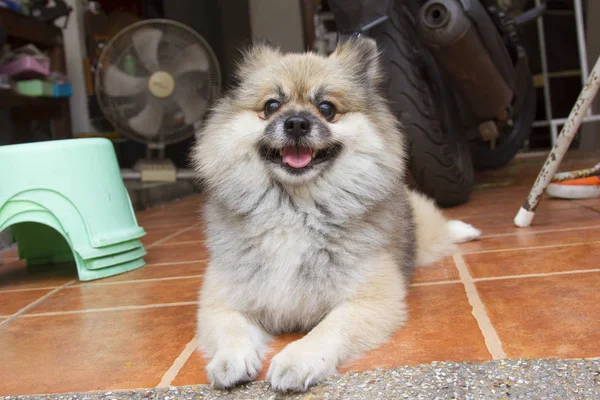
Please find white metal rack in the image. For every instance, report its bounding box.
[532,0,600,145]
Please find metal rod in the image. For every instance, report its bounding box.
[514,56,600,228]
[552,162,600,182]
[535,0,555,145]
[533,114,600,128]
[550,114,600,127]
[121,169,141,180]
[574,0,592,118]
[514,3,547,26]
[121,169,197,180]
[360,15,389,32]
[574,0,589,84]
[176,169,197,179]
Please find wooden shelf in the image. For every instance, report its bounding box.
[0,89,67,109]
[0,7,62,48]
[0,8,71,140]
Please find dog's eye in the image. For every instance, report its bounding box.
[264,100,281,117]
[318,102,336,121]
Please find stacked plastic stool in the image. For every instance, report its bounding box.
[0,138,147,281]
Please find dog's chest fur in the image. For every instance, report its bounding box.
[203,187,396,334]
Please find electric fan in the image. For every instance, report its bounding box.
[95,19,221,182]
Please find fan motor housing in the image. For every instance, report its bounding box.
[148,71,175,98]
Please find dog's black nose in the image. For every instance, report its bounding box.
[283,116,311,138]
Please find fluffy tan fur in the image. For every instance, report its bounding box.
[192,36,480,392]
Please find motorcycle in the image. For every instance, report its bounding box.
[321,0,544,206]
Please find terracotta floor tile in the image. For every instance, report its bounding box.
[576,198,600,210]
[141,228,185,247]
[476,273,600,359]
[340,284,490,372]
[411,257,459,283]
[0,288,51,316]
[84,262,207,284]
[139,219,195,231]
[140,207,200,222]
[461,206,600,237]
[161,227,205,245]
[465,242,600,278]
[459,226,600,254]
[170,346,207,385]
[26,278,202,314]
[0,247,18,262]
[0,305,197,395]
[4,154,600,395]
[443,188,579,220]
[137,213,200,229]
[145,242,208,265]
[0,261,76,291]
[172,284,490,386]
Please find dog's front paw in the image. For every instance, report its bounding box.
[206,347,262,389]
[267,341,337,392]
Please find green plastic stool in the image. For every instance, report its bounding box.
[0,138,147,281]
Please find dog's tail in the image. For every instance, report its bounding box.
[407,190,481,267]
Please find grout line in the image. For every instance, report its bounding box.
[22,301,199,317]
[142,223,196,230]
[453,253,506,360]
[0,286,66,293]
[480,224,600,239]
[146,259,208,267]
[157,335,199,388]
[154,239,205,247]
[463,240,600,255]
[0,279,76,329]
[74,274,204,287]
[146,224,201,249]
[6,264,597,295]
[473,268,600,282]
[410,280,461,287]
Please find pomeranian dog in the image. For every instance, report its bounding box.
[192,36,480,392]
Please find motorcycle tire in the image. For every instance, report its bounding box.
[369,2,474,207]
[469,74,537,170]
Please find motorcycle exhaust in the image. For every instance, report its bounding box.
[416,0,514,122]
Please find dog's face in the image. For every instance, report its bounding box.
[194,37,406,211]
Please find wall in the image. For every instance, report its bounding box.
[248,0,305,53]
[63,0,95,135]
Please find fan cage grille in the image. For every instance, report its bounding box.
[96,19,221,145]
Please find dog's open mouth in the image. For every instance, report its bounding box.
[259,144,342,172]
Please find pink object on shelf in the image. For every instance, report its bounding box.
[0,56,50,79]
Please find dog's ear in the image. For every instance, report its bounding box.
[331,35,383,86]
[234,39,281,80]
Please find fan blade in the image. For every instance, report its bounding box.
[173,88,208,124]
[172,44,209,76]
[128,98,164,138]
[104,66,147,97]
[132,28,163,72]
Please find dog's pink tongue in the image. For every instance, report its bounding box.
[282,146,312,168]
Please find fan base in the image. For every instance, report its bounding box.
[134,159,177,182]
